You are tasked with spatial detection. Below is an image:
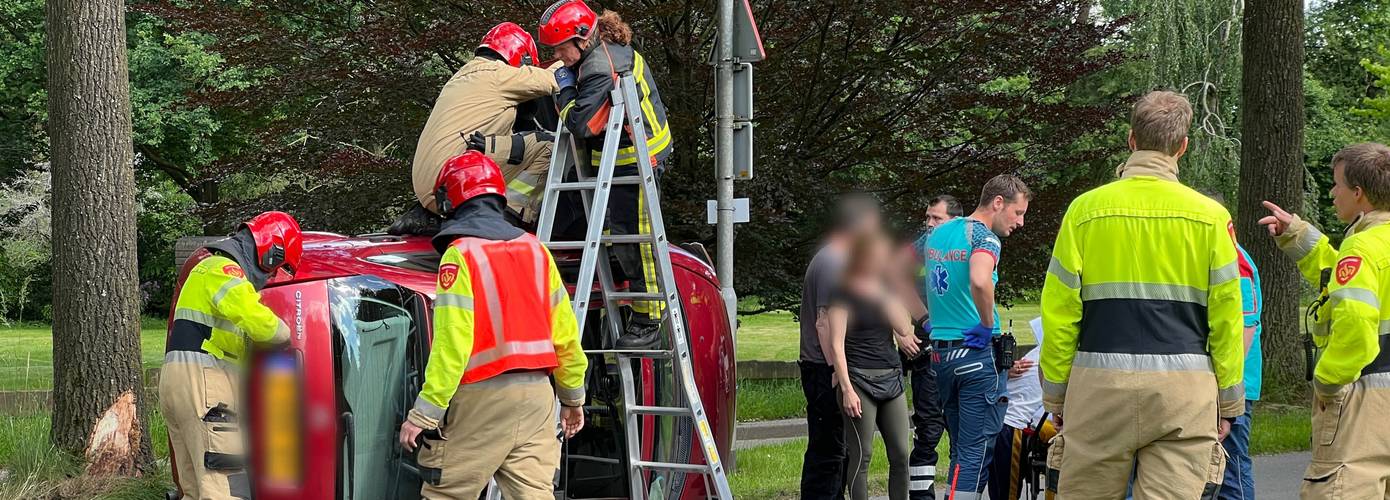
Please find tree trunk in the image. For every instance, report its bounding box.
[46,0,153,469]
[1237,0,1305,402]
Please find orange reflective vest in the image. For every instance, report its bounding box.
[452,235,560,383]
[414,233,588,424]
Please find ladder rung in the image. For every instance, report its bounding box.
[606,292,665,301]
[628,405,691,416]
[553,176,644,191]
[546,234,655,249]
[586,349,673,358]
[633,460,714,473]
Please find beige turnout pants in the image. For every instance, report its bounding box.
[159,351,248,500]
[417,372,560,500]
[482,131,554,224]
[1301,374,1390,499]
[1048,359,1224,499]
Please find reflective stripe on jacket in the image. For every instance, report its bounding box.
[166,254,290,364]
[1276,210,1390,397]
[1040,151,1245,417]
[413,234,587,420]
[560,41,672,167]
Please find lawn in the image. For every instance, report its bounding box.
[0,318,166,391]
[0,409,172,499]
[737,302,1042,362]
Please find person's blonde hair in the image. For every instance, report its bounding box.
[1130,90,1193,155]
[1333,142,1390,209]
[594,10,632,45]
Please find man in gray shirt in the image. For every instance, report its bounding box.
[800,195,881,500]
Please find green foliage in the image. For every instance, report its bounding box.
[0,0,46,180]
[1302,0,1390,232]
[0,166,50,323]
[137,180,202,314]
[1355,45,1390,119]
[1100,0,1244,196]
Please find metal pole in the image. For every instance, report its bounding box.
[715,0,740,473]
[716,0,738,334]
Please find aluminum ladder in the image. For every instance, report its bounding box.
[536,73,732,500]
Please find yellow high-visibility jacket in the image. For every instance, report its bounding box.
[1276,211,1390,397]
[167,254,290,364]
[410,236,587,428]
[1040,151,1245,418]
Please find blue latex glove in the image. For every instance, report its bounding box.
[916,319,932,338]
[963,323,993,349]
[554,66,577,90]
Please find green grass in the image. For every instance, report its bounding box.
[0,318,165,391]
[0,408,171,498]
[737,379,804,422]
[737,303,1041,362]
[737,311,800,362]
[1250,403,1312,455]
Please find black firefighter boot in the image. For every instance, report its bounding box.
[615,311,662,350]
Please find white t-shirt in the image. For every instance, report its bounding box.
[1004,318,1046,430]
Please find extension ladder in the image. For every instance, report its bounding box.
[536,74,732,500]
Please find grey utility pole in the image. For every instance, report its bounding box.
[715,0,738,333]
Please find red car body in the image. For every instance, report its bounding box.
[167,232,736,499]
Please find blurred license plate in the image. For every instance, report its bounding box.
[260,352,301,486]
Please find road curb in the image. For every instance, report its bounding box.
[736,418,804,441]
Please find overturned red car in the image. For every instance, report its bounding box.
[169,231,736,499]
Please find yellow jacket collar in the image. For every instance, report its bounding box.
[1116,150,1179,182]
[1348,210,1390,236]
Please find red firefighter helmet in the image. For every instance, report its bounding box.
[434,151,506,216]
[243,211,303,274]
[479,22,540,68]
[538,0,597,47]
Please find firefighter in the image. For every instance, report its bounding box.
[1259,142,1390,498]
[398,151,588,499]
[538,0,674,349]
[397,22,566,233]
[1040,90,1243,499]
[159,212,298,500]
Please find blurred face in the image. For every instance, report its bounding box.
[552,40,584,66]
[990,195,1029,237]
[1331,162,1371,222]
[849,236,891,281]
[926,202,954,228]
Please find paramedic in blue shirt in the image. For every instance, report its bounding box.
[923,174,1031,500]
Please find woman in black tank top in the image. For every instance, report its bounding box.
[827,231,924,500]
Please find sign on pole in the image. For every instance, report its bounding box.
[707,198,750,225]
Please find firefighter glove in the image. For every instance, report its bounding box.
[464,131,487,152]
[554,66,577,91]
[963,323,992,349]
